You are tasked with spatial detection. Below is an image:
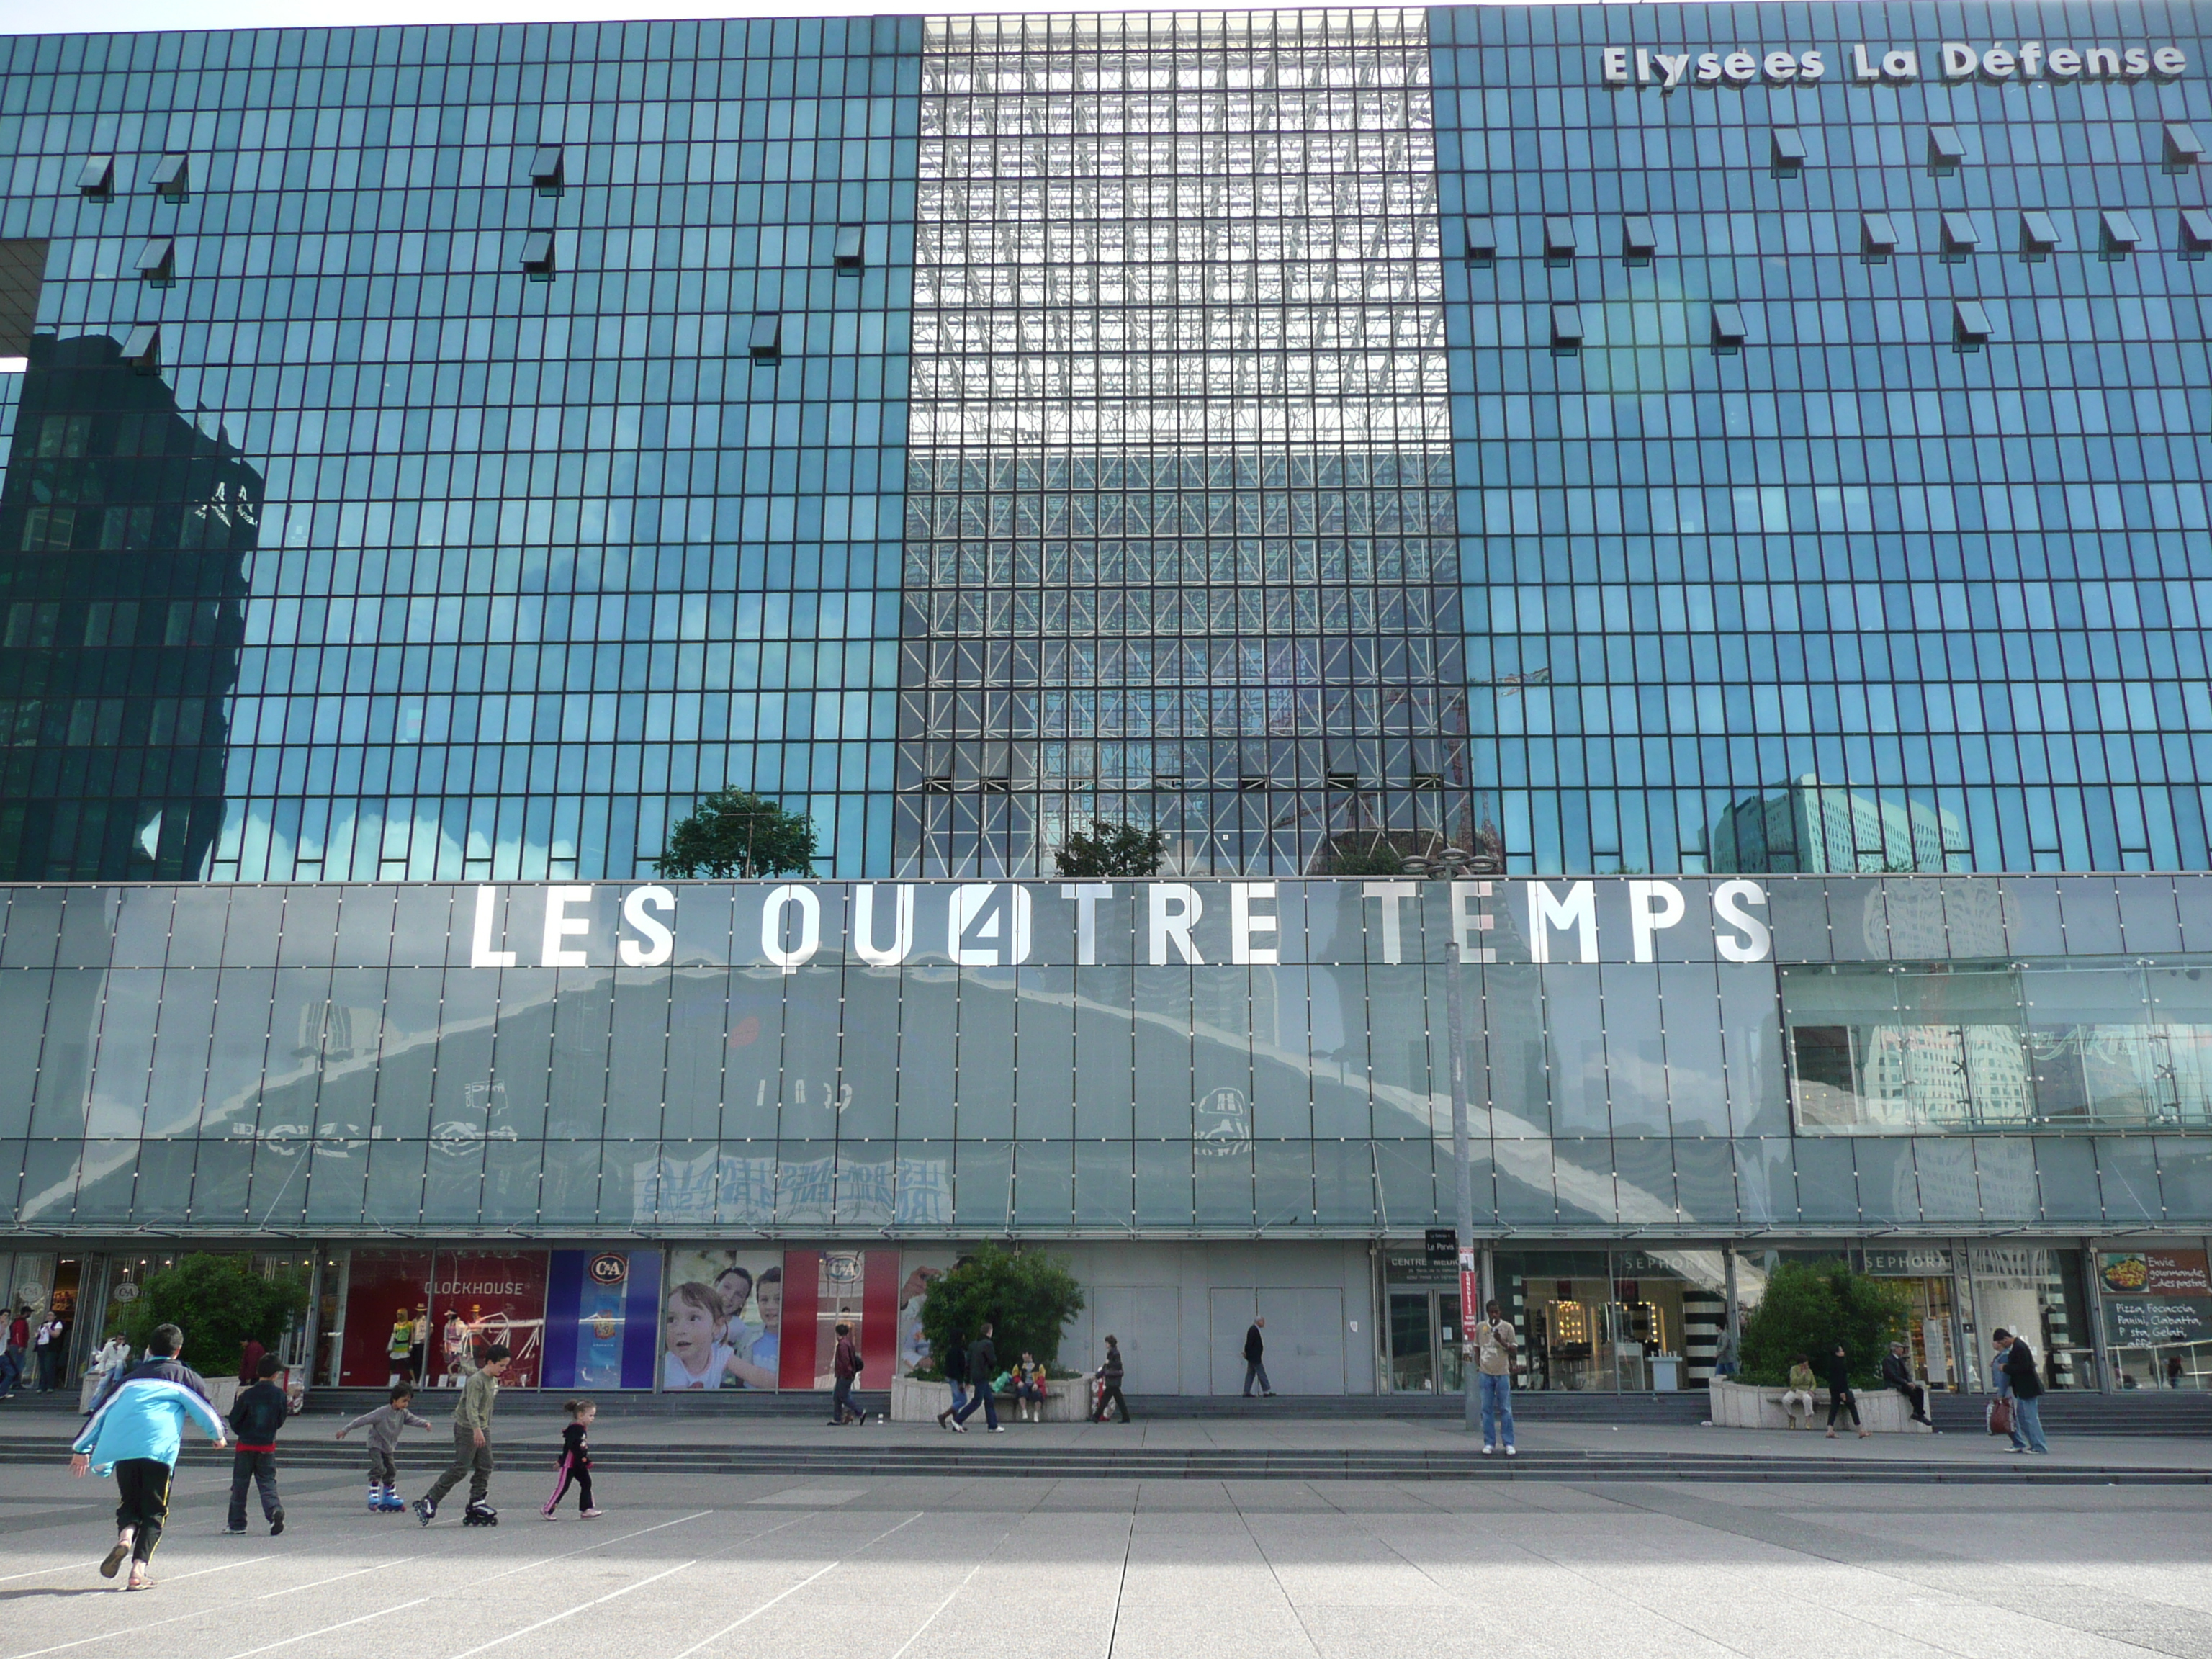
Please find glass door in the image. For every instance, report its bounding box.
[1388,1292,1436,1392]
[1438,1292,1464,1393]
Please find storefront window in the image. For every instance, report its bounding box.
[2097,1245,2211,1391]
[1858,1245,1961,1389]
[1961,1244,2094,1392]
[1381,1247,1461,1393]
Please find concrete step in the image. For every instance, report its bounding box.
[1928,1390,2212,1435]
[3,1435,2199,1485]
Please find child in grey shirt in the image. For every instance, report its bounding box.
[336,1385,431,1511]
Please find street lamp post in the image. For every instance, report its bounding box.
[1406,848,1482,1434]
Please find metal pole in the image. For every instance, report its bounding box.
[1722,1243,1740,1359]
[1446,931,1478,1433]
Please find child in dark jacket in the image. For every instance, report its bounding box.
[540,1398,601,1519]
[226,1354,289,1535]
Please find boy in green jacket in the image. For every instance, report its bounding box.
[413,1342,510,1527]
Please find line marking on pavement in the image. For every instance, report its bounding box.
[258,1556,418,1599]
[887,1560,984,1659]
[218,1598,434,1659]
[666,1512,922,1659]
[477,1509,713,1585]
[447,1561,695,1659]
[5,1559,272,1659]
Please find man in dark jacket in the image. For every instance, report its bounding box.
[1881,1341,1933,1426]
[948,1324,1001,1432]
[1092,1335,1130,1423]
[225,1354,288,1534]
[934,1330,969,1429]
[1993,1328,2049,1453]
[1242,1317,1274,1398]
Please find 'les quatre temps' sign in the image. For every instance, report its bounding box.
[1600,40,2190,90]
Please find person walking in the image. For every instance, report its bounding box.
[948,1323,1002,1432]
[1473,1300,1519,1457]
[1993,1328,2049,1454]
[1241,1316,1274,1398]
[225,1354,289,1537]
[934,1328,970,1429]
[541,1398,602,1519]
[1092,1334,1130,1424]
[413,1341,510,1526]
[69,1323,228,1591]
[829,1323,863,1426]
[1824,1342,1870,1439]
[1,1307,30,1398]
[336,1384,431,1511]
[1881,1341,1935,1427]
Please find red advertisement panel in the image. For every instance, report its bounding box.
[431,1250,549,1390]
[778,1250,820,1390]
[338,1250,431,1388]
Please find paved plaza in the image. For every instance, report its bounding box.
[0,1416,2208,1659]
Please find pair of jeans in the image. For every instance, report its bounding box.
[1478,1371,1515,1448]
[2013,1394,2049,1452]
[952,1380,999,1429]
[425,1424,494,1506]
[0,1346,20,1393]
[1242,1359,1272,1395]
[227,1449,282,1530]
[831,1374,857,1422]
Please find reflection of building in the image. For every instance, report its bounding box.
[897,12,1481,877]
[1711,777,1966,876]
[0,334,257,878]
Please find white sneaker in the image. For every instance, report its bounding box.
[1505,1445,1517,1457]
[1481,1444,1494,1455]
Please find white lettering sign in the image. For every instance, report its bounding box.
[1606,40,2185,86]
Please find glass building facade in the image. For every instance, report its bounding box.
[0,4,2209,1395]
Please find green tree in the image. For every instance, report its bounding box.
[652,788,817,878]
[116,1253,308,1373]
[916,1244,1087,1375]
[1737,1259,1912,1386]
[1053,821,1166,878]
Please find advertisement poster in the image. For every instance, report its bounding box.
[431,1250,549,1390]
[542,1249,663,1391]
[2100,1251,2212,1297]
[337,1249,431,1388]
[896,1249,963,1378]
[662,1248,783,1389]
[2106,1298,2212,1349]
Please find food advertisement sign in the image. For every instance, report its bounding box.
[2105,1298,2212,1348]
[2099,1251,2211,1297]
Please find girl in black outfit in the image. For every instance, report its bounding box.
[1825,1344,1870,1439]
[541,1398,601,1518]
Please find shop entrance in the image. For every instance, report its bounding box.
[1381,1246,1462,1393]
[1386,1288,1465,1394]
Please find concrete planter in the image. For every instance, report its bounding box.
[1709,1375,1930,1433]
[890,1372,1094,1423]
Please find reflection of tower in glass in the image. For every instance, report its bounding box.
[0,333,259,878]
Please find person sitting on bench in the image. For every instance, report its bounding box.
[1881,1341,1934,1426]
[1780,1354,1817,1428]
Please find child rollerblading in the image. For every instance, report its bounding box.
[413,1343,508,1527]
[336,1383,431,1512]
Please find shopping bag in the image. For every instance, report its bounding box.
[1985,1396,2013,1437]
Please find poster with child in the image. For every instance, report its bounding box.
[662,1249,783,1389]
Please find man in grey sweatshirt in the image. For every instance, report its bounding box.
[336,1384,431,1512]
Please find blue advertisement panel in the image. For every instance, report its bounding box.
[542,1249,663,1390]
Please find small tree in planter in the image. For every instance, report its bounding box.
[915,1244,1085,1376]
[116,1252,308,1375]
[1738,1259,1911,1386]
